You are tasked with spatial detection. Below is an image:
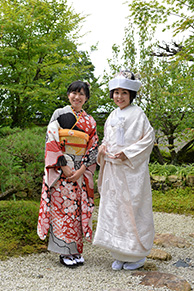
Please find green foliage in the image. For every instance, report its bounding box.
[0,200,47,260]
[145,60,194,164]
[83,78,106,143]
[101,0,194,164]
[0,126,22,137]
[150,148,171,164]
[0,126,46,199]
[0,0,100,127]
[149,162,194,178]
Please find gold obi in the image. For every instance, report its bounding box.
[58,129,89,156]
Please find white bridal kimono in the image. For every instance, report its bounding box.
[93,104,155,262]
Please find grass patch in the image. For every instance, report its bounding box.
[152,186,194,215]
[0,200,47,260]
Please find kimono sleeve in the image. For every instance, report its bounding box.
[45,120,67,170]
[81,117,98,168]
[122,113,155,169]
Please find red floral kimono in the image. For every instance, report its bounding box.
[37,105,98,255]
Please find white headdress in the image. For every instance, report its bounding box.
[109,70,142,92]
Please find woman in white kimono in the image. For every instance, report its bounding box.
[93,70,155,271]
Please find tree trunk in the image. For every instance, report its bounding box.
[11,93,21,128]
[153,145,165,165]
[168,135,177,164]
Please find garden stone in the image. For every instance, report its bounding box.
[173,258,192,268]
[132,271,191,291]
[147,248,172,261]
[154,233,191,248]
[152,175,166,182]
[168,175,180,182]
[186,175,194,186]
[143,261,158,271]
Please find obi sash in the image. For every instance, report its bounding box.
[59,129,89,156]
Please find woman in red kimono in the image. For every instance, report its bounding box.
[37,81,98,268]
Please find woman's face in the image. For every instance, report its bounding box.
[68,88,87,112]
[113,88,130,110]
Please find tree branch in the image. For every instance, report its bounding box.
[175,0,192,9]
[177,138,194,158]
[0,187,16,199]
[151,41,194,61]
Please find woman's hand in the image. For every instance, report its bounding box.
[61,165,73,177]
[68,164,86,183]
[114,151,127,161]
[98,144,106,156]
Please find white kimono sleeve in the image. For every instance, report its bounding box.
[122,114,155,169]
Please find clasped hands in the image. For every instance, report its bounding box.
[98,145,127,161]
[61,164,86,183]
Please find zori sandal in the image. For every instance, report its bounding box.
[59,255,78,268]
[73,255,85,265]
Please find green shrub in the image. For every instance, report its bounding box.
[0,200,47,260]
[150,149,171,164]
[0,127,46,200]
[0,126,22,138]
[149,162,194,178]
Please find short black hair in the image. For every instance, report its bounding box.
[67,81,90,100]
[110,89,137,104]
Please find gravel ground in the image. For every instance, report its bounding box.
[0,211,194,291]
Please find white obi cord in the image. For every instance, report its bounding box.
[110,109,125,146]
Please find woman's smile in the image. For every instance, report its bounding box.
[68,88,87,112]
[113,88,130,109]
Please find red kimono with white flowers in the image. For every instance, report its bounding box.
[37,105,98,255]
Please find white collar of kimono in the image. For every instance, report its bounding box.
[110,107,131,146]
[109,75,142,92]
